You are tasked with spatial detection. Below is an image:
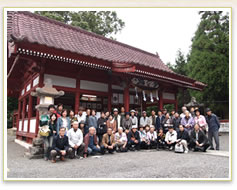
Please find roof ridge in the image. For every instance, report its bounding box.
[17,11,162,60]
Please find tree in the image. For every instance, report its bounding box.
[186,11,229,118]
[166,50,191,111]
[34,11,125,38]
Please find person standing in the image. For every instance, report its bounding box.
[67,121,85,159]
[76,107,86,124]
[140,111,149,128]
[172,112,181,132]
[50,127,73,163]
[106,115,117,134]
[84,109,91,136]
[155,110,165,131]
[162,113,173,134]
[97,112,107,144]
[122,112,133,130]
[130,110,138,129]
[148,110,157,126]
[181,111,195,133]
[57,109,71,135]
[69,109,77,125]
[194,109,207,134]
[56,103,64,118]
[120,107,126,126]
[205,108,220,150]
[113,108,121,131]
[88,110,98,130]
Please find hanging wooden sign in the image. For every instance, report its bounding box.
[131,77,159,90]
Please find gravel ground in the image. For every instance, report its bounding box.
[7,133,230,179]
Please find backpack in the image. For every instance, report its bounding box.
[175,143,184,153]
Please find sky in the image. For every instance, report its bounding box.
[112,8,202,66]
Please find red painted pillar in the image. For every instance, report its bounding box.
[124,86,129,112]
[27,95,33,133]
[35,97,40,137]
[175,92,178,112]
[158,89,163,111]
[108,82,112,112]
[21,98,26,132]
[16,100,21,132]
[75,92,80,113]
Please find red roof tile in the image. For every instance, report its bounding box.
[7,11,174,73]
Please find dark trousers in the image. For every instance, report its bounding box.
[116,143,128,152]
[149,140,157,149]
[157,140,166,149]
[140,141,149,149]
[50,148,73,160]
[128,140,140,150]
[101,145,115,154]
[189,141,210,152]
[69,143,85,158]
[208,130,220,150]
[166,142,176,149]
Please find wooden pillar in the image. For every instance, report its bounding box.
[16,100,21,132]
[35,97,40,137]
[108,82,112,112]
[124,86,129,112]
[75,92,80,113]
[175,92,178,112]
[21,98,26,132]
[158,89,163,111]
[27,95,33,133]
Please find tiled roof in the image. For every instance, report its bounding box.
[7,11,173,73]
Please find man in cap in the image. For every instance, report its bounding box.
[127,125,141,151]
[140,111,149,128]
[113,108,121,132]
[122,112,133,130]
[205,108,220,150]
[130,109,138,129]
[67,121,85,159]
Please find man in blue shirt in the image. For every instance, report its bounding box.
[205,108,220,150]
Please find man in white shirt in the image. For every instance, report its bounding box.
[130,110,138,128]
[147,125,157,149]
[165,126,177,151]
[140,111,149,128]
[67,121,85,159]
[115,127,128,152]
[76,107,86,124]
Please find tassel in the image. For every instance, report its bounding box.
[143,90,146,101]
[156,90,159,100]
[150,92,154,102]
[135,87,138,99]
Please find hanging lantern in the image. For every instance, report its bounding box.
[150,91,154,102]
[156,90,159,100]
[135,87,138,99]
[143,90,146,101]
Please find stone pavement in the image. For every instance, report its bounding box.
[6,133,230,179]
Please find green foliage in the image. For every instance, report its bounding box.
[187,11,229,118]
[35,11,125,38]
[7,97,18,128]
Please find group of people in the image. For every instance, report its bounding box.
[41,103,221,163]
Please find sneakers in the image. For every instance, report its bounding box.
[184,150,188,154]
[51,159,56,163]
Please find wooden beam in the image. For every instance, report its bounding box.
[7,54,20,79]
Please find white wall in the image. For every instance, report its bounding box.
[44,74,76,88]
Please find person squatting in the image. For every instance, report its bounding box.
[41,104,220,163]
